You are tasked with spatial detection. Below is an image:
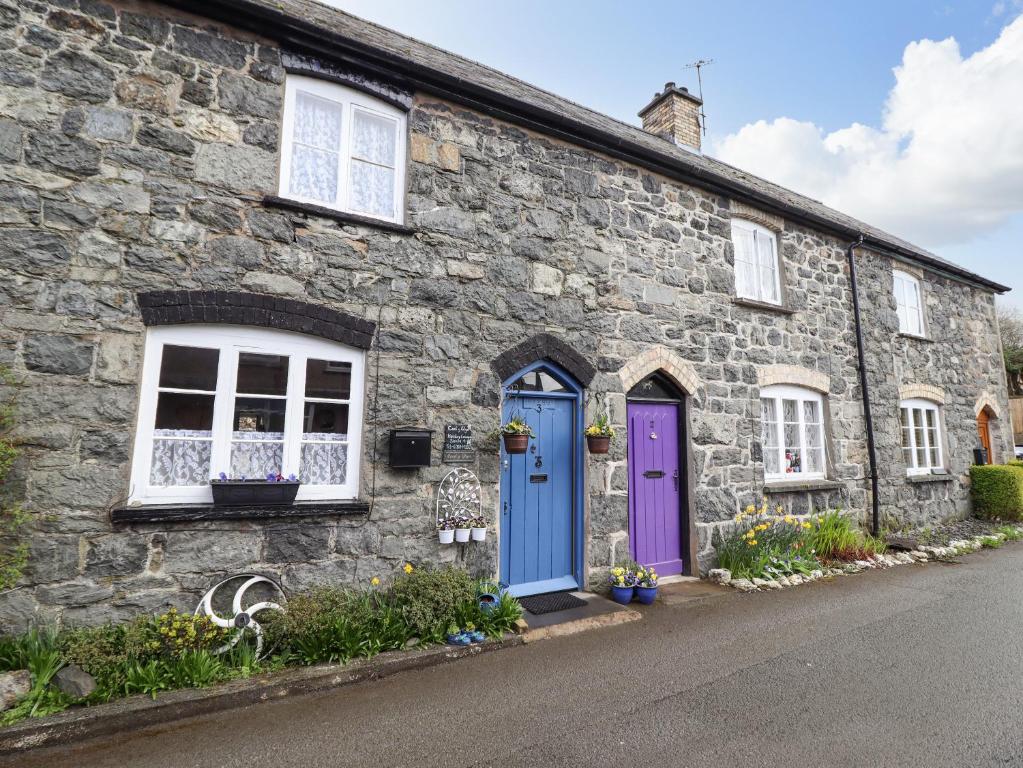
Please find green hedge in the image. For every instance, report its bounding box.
[971,464,1023,519]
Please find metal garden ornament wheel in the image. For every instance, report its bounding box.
[195,573,286,659]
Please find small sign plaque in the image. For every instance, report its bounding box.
[442,424,474,464]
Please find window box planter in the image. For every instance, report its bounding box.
[210,480,300,507]
[503,433,529,454]
[586,435,611,454]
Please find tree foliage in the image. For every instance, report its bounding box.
[999,307,1023,396]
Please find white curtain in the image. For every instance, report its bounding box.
[301,433,348,485]
[150,430,212,486]
[289,91,342,204]
[349,110,396,217]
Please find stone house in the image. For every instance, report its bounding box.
[0,0,1012,628]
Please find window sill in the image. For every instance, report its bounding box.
[731,297,796,315]
[762,479,844,493]
[262,196,414,235]
[111,500,370,525]
[897,332,933,343]
[906,473,954,484]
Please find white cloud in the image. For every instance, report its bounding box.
[711,16,1023,249]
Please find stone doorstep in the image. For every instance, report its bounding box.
[0,636,526,757]
[521,593,642,642]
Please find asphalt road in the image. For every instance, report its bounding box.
[13,546,1023,768]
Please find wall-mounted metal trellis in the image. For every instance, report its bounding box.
[435,468,482,526]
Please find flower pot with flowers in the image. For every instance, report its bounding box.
[500,416,534,454]
[470,514,487,541]
[634,566,659,604]
[437,517,456,545]
[584,414,615,454]
[608,566,637,605]
[454,515,472,543]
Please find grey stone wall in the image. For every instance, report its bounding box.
[0,0,1010,630]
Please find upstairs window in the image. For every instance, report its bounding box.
[130,326,365,506]
[893,269,925,336]
[731,219,781,305]
[760,385,826,482]
[900,399,944,475]
[278,75,406,223]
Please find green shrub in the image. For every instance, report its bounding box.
[806,510,861,559]
[154,607,229,658]
[714,506,816,580]
[971,464,1023,519]
[390,565,475,640]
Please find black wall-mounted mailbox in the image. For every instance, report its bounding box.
[389,429,433,468]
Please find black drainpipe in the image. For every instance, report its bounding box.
[846,236,881,536]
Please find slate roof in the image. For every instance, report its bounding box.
[174,0,1010,293]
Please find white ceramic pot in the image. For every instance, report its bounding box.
[471,527,487,542]
[438,529,455,545]
[455,528,471,543]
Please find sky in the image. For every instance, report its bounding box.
[322,0,1023,310]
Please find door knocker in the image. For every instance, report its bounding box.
[535,455,543,468]
[650,432,658,440]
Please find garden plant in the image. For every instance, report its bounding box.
[0,565,522,727]
[714,504,887,581]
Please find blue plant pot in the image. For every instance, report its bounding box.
[609,585,634,605]
[635,585,658,605]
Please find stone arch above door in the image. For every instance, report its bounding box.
[491,333,596,387]
[974,393,1002,419]
[619,346,700,396]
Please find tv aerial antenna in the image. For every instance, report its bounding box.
[683,59,713,135]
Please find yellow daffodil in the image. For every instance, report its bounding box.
[370,576,380,586]
[802,521,812,529]
[404,563,414,574]
[749,538,758,546]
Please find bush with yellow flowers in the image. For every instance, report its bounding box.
[154,607,230,658]
[715,502,819,580]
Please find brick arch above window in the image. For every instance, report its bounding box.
[757,365,830,394]
[974,393,1002,419]
[491,333,596,387]
[729,200,784,233]
[898,383,946,405]
[136,290,376,350]
[618,345,701,396]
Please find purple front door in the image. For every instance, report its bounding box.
[627,401,684,576]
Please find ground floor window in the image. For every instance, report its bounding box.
[130,325,365,505]
[900,399,944,475]
[760,384,826,482]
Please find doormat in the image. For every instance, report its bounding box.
[519,591,587,615]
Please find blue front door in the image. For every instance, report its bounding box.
[500,393,577,597]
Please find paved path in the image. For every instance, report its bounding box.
[13,546,1023,768]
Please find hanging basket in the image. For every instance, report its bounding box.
[503,433,529,454]
[586,435,611,454]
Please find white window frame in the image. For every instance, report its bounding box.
[278,75,407,224]
[900,398,944,476]
[893,269,925,337]
[129,325,365,506]
[760,384,827,483]
[731,219,782,305]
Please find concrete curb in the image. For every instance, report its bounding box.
[523,605,641,642]
[0,635,525,756]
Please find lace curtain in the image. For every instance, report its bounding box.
[150,430,348,487]
[150,430,212,486]
[300,433,348,485]
[289,91,342,204]
[349,110,396,218]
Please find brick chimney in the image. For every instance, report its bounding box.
[638,82,703,150]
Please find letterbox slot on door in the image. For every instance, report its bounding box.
[529,473,548,483]
[643,470,665,479]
